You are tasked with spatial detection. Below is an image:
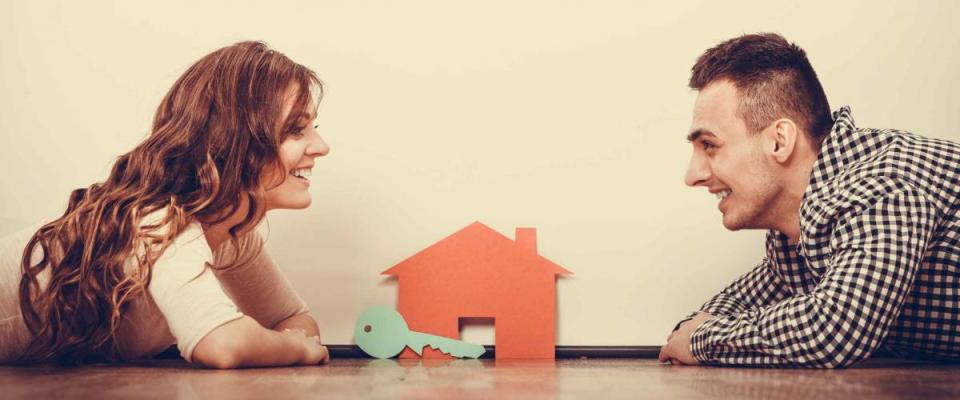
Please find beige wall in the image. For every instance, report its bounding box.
[2,0,958,346]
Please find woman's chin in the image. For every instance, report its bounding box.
[265,196,312,211]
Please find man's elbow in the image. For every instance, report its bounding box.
[809,354,858,369]
[800,340,872,369]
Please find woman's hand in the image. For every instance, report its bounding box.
[193,316,329,369]
[283,328,330,365]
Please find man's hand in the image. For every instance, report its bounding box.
[658,312,713,366]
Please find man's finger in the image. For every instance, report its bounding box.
[658,346,670,363]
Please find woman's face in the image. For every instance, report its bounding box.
[262,95,330,211]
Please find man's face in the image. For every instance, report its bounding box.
[684,80,781,231]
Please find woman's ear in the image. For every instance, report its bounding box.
[768,119,799,164]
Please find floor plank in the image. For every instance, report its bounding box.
[2,358,958,399]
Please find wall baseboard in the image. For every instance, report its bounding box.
[327,345,661,359]
[156,345,662,360]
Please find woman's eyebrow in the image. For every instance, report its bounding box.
[288,110,318,121]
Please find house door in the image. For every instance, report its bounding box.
[459,317,495,346]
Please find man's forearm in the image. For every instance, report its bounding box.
[691,190,937,368]
[699,260,787,317]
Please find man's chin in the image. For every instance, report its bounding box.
[722,212,769,232]
[721,214,744,231]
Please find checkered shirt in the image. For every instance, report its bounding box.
[681,106,960,368]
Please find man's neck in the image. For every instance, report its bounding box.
[772,148,819,245]
[778,212,803,245]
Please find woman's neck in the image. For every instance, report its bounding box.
[200,197,263,251]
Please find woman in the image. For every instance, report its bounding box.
[0,41,331,368]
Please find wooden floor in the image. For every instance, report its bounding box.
[2,357,959,399]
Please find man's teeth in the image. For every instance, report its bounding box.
[716,190,731,200]
[291,168,312,179]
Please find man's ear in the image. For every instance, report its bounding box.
[766,119,799,164]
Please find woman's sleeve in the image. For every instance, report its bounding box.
[212,229,310,329]
[147,223,244,362]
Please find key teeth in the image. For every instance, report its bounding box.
[426,344,485,359]
[409,345,424,356]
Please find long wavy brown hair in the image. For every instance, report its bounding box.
[17,41,322,364]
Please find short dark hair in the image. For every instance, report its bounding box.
[690,33,833,144]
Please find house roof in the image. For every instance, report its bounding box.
[382,221,572,277]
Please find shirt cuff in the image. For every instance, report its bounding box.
[689,316,724,365]
[672,311,700,332]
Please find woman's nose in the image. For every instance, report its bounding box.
[308,134,330,157]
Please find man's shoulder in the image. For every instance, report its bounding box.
[812,126,958,211]
[801,123,959,241]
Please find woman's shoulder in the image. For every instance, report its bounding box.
[139,208,267,267]
[0,221,44,250]
[211,225,266,268]
[0,220,52,269]
[0,221,46,280]
[138,208,211,262]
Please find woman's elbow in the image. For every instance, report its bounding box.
[191,327,245,369]
[195,353,240,369]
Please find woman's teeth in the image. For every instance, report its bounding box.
[291,168,312,180]
[716,190,731,200]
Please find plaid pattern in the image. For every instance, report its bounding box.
[683,106,960,368]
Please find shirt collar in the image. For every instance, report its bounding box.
[807,105,857,190]
[770,105,856,255]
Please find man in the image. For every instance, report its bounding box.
[658,33,960,368]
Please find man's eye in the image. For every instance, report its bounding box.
[701,141,715,150]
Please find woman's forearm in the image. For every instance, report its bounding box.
[273,312,321,338]
[193,316,310,368]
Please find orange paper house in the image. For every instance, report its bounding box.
[383,221,571,359]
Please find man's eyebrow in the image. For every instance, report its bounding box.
[686,129,716,143]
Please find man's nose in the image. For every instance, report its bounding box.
[684,154,711,187]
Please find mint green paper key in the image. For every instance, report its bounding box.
[354,306,485,359]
